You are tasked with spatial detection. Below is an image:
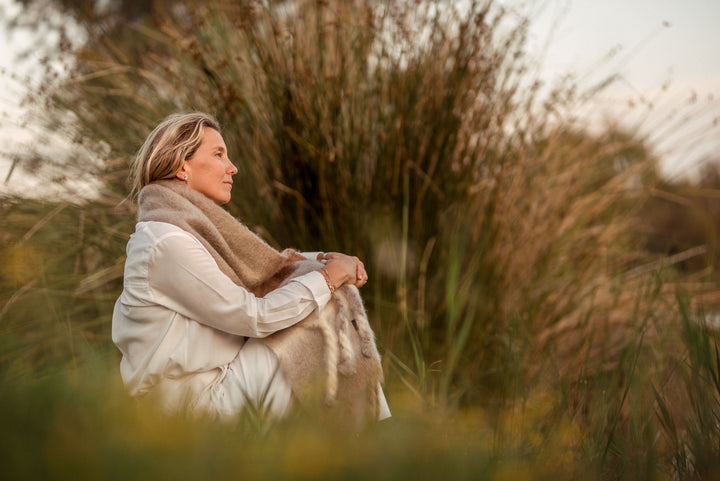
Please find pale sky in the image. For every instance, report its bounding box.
[516,0,720,179]
[526,0,720,91]
[1,0,719,192]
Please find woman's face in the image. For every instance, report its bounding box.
[178,128,237,204]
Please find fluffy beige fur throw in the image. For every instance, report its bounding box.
[138,180,383,425]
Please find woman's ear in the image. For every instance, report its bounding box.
[175,163,188,182]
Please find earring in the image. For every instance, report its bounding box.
[183,174,188,185]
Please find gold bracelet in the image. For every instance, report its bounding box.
[319,267,336,295]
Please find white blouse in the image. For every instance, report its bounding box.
[111,221,333,412]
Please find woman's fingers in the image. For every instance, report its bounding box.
[322,253,368,288]
[354,259,368,287]
[356,261,366,280]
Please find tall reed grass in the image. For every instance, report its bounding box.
[1,0,719,479]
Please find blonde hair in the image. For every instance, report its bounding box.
[130,112,221,197]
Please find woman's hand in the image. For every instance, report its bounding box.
[318,252,368,289]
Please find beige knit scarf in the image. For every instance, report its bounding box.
[137,180,383,426]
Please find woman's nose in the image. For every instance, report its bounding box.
[227,159,238,175]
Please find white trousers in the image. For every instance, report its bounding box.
[220,337,294,419]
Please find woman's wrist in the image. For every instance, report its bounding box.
[318,253,367,290]
[323,261,351,289]
[318,266,336,295]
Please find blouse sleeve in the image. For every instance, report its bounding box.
[146,230,332,338]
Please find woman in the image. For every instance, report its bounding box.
[112,112,389,423]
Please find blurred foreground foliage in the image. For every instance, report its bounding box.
[2,0,719,479]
